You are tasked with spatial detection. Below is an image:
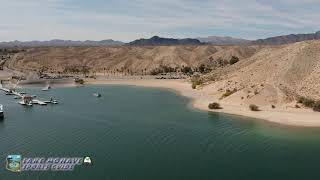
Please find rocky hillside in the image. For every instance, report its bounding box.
[201,40,320,106]
[10,45,260,74]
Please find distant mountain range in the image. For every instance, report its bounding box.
[0,39,124,48]
[1,31,320,48]
[197,36,250,45]
[252,31,320,45]
[127,36,204,46]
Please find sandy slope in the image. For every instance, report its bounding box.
[12,45,261,73]
[87,79,320,127]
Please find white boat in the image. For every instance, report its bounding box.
[0,104,4,119]
[93,93,102,98]
[42,85,51,91]
[44,98,58,104]
[32,100,47,106]
[14,96,22,99]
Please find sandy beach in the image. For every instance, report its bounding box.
[87,79,320,127]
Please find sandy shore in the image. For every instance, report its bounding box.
[87,79,320,127]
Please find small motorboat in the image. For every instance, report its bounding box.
[45,97,58,104]
[0,104,4,119]
[42,85,51,91]
[14,96,22,99]
[93,93,102,98]
[5,92,14,95]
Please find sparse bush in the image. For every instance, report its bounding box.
[208,102,222,109]
[297,96,315,108]
[249,104,259,111]
[254,90,259,95]
[313,101,320,112]
[271,105,276,109]
[295,104,301,108]
[229,56,239,65]
[191,75,203,89]
[181,66,193,75]
[221,88,237,99]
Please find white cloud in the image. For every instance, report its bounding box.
[0,0,319,41]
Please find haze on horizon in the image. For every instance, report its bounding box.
[0,0,320,42]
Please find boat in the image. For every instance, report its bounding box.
[42,85,51,91]
[93,93,102,98]
[5,92,14,95]
[19,101,33,106]
[44,98,58,104]
[0,104,4,119]
[32,100,47,106]
[14,96,22,99]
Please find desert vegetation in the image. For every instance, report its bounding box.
[297,96,320,112]
[220,88,238,99]
[208,102,222,109]
[249,104,260,111]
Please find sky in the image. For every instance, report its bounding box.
[0,0,320,42]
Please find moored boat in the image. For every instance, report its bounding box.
[93,93,102,98]
[0,104,4,119]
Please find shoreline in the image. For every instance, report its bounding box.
[86,79,320,127]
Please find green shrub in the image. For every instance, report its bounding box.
[191,83,197,89]
[313,101,320,112]
[249,104,259,111]
[229,56,239,65]
[221,89,237,99]
[191,75,203,89]
[297,96,315,108]
[208,102,222,109]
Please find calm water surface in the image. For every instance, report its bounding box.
[1,85,320,180]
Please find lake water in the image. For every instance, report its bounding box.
[1,85,320,180]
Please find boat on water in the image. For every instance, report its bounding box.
[0,104,4,119]
[42,85,51,91]
[5,92,14,95]
[14,96,22,99]
[44,97,58,104]
[93,93,102,98]
[32,100,47,106]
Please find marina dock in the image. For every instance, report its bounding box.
[1,84,52,106]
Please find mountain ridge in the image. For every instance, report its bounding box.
[0,39,124,47]
[127,36,205,46]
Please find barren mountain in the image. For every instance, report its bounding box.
[197,36,250,45]
[252,31,320,45]
[0,39,124,48]
[11,45,260,74]
[128,36,204,46]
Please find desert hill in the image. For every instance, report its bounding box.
[11,45,260,74]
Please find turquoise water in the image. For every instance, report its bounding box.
[1,85,320,180]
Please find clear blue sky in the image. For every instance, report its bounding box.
[0,0,319,42]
